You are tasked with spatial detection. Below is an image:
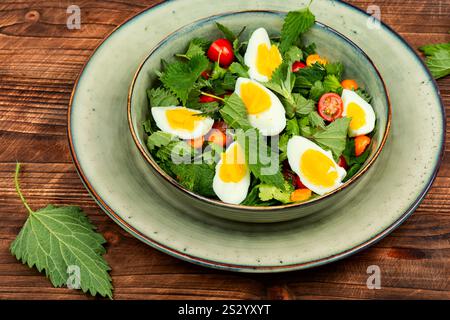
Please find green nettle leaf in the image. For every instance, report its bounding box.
[308,111,326,129]
[309,80,326,101]
[265,63,299,118]
[219,93,252,130]
[10,163,113,299]
[160,54,209,104]
[292,93,315,116]
[147,131,176,150]
[323,74,343,94]
[280,8,315,53]
[355,88,373,103]
[259,182,294,204]
[419,42,450,79]
[216,22,237,42]
[302,42,317,56]
[295,63,326,89]
[419,42,450,56]
[325,62,344,79]
[284,46,303,64]
[169,163,216,197]
[147,87,179,107]
[241,185,261,206]
[312,117,351,158]
[177,38,210,59]
[424,48,450,79]
[228,62,249,78]
[210,61,228,80]
[235,130,286,189]
[286,118,300,136]
[265,63,293,96]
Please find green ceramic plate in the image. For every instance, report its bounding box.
[68,0,445,272]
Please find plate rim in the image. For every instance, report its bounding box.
[68,0,446,272]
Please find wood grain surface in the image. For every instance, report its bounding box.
[0,0,449,300]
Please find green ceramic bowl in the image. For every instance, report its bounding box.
[128,11,391,223]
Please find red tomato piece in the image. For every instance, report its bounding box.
[292,61,307,72]
[207,38,235,67]
[318,93,344,122]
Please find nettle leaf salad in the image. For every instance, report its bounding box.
[143,6,376,206]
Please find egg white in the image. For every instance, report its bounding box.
[244,27,280,83]
[235,77,286,136]
[151,106,214,140]
[341,89,376,137]
[287,136,346,196]
[213,142,250,204]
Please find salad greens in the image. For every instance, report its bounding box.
[143,5,375,206]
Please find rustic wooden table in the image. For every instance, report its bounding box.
[0,0,449,300]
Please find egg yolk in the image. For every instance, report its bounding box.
[346,102,366,130]
[240,82,271,115]
[300,150,338,188]
[219,144,247,183]
[256,44,282,79]
[166,108,202,132]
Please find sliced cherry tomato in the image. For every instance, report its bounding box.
[306,54,328,67]
[291,188,312,202]
[354,135,371,157]
[199,94,219,103]
[338,156,348,170]
[341,79,359,90]
[292,61,307,72]
[207,129,227,147]
[282,162,305,189]
[293,175,306,189]
[318,93,343,122]
[188,136,204,149]
[207,38,234,67]
[201,70,210,79]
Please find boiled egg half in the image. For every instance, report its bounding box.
[151,106,214,140]
[235,77,286,136]
[244,27,282,82]
[287,136,346,196]
[213,142,250,204]
[341,89,376,137]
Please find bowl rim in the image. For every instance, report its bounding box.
[127,10,392,212]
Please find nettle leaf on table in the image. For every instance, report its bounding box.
[10,163,113,299]
[160,54,209,105]
[419,42,450,79]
